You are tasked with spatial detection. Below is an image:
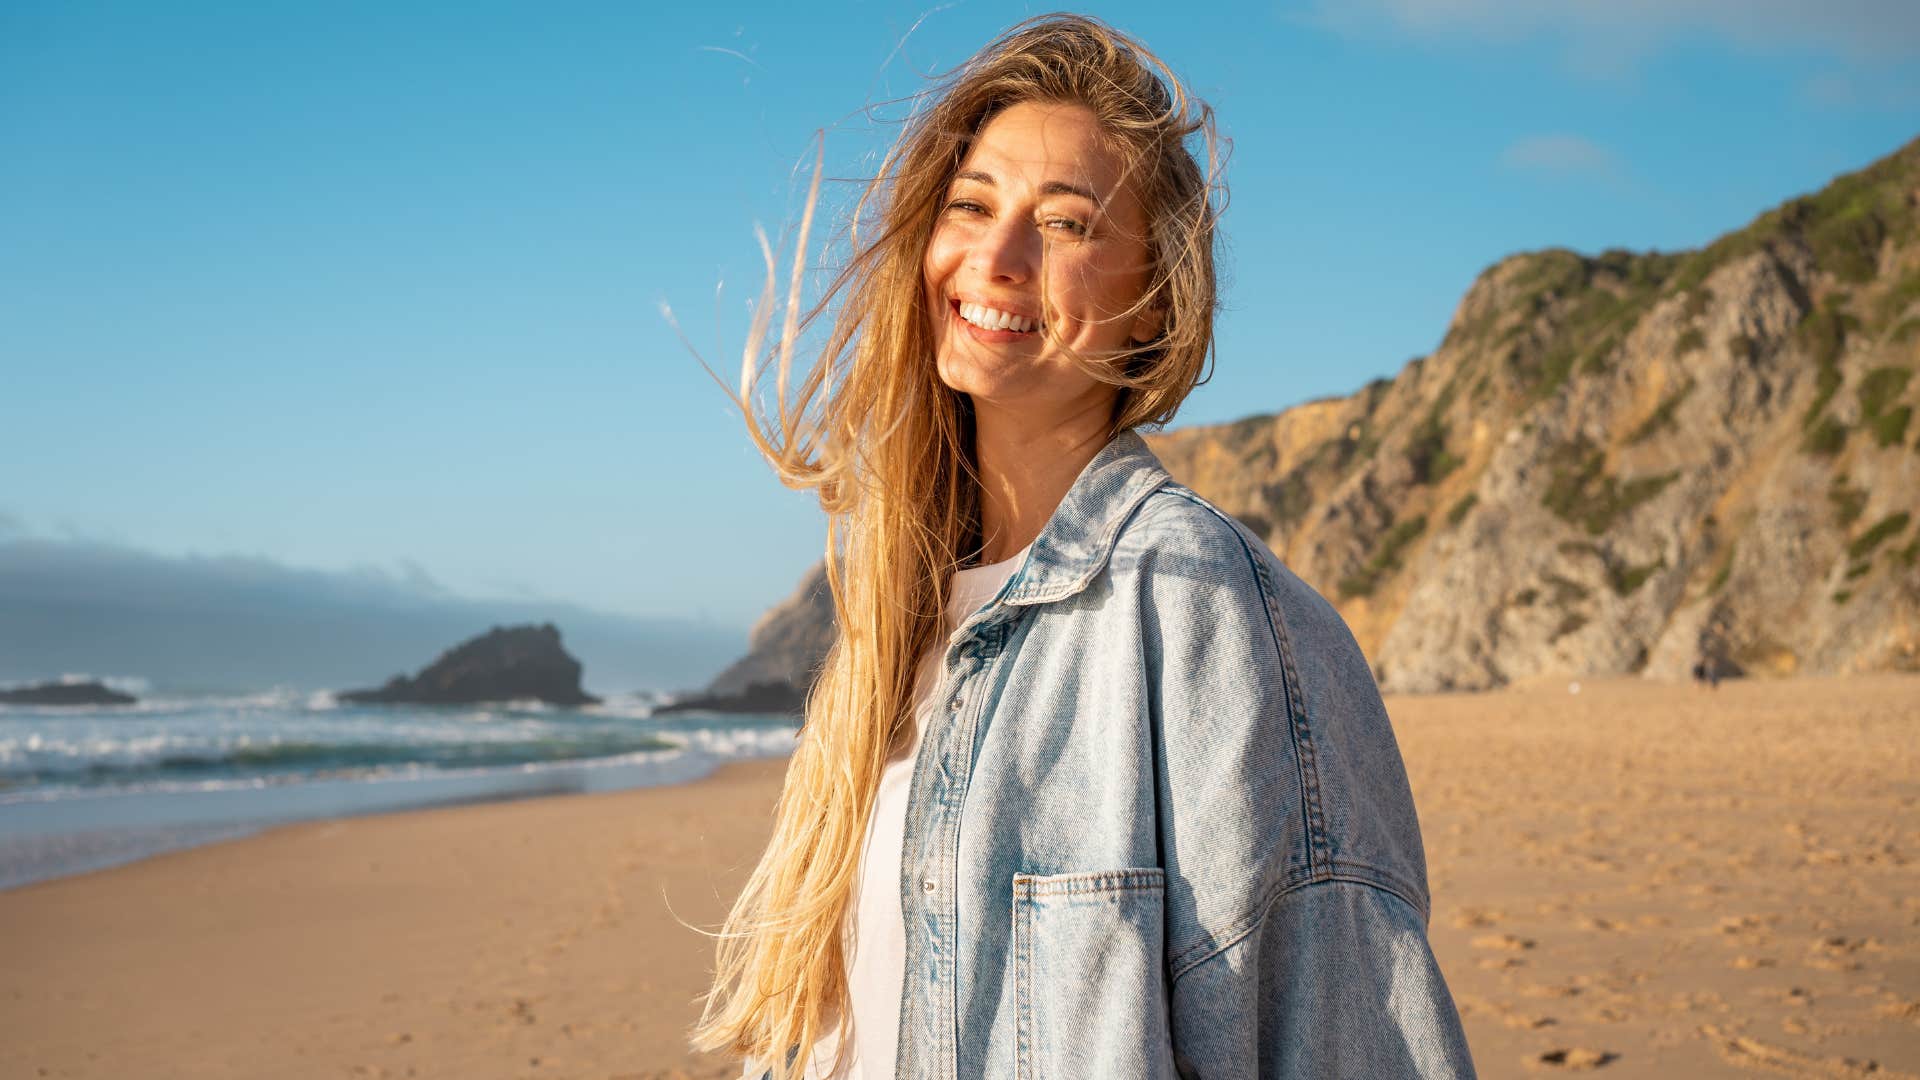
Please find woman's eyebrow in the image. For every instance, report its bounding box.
[1039,179,1100,204]
[952,169,1103,206]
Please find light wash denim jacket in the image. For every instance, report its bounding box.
[753,429,1476,1079]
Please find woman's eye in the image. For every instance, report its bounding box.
[1043,217,1089,236]
[944,199,987,215]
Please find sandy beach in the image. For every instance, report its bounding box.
[4,674,1915,1079]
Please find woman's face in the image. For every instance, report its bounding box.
[922,100,1160,418]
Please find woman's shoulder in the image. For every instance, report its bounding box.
[1112,481,1348,634]
[1123,480,1266,554]
[1113,479,1393,727]
[1111,478,1432,917]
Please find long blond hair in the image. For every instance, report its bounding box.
[689,14,1225,1077]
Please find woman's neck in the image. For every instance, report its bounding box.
[970,391,1119,565]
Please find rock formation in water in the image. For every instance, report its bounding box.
[0,679,138,706]
[660,563,832,715]
[654,679,808,717]
[337,623,600,706]
[715,136,1920,694]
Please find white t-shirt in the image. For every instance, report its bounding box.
[796,544,1029,1080]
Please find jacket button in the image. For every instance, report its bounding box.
[949,694,963,711]
[921,879,937,894]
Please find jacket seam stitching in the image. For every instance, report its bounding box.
[1167,870,1432,984]
[1013,867,1165,897]
[1159,488,1331,880]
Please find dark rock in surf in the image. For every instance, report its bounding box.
[0,679,138,706]
[337,623,600,707]
[653,679,806,717]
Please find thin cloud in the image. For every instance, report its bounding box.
[0,537,743,693]
[1305,0,1920,70]
[1502,134,1617,175]
[695,45,762,69]
[1800,69,1920,109]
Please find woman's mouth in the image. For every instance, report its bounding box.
[952,298,1043,340]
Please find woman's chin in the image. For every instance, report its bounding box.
[934,353,1021,400]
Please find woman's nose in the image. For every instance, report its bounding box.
[969,216,1037,283]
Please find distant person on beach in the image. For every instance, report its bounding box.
[691,14,1475,1079]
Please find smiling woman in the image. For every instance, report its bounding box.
[925,101,1172,568]
[690,13,1475,1080]
[925,101,1162,382]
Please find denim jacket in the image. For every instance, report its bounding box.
[752,429,1476,1079]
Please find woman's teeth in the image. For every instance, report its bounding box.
[959,302,1040,333]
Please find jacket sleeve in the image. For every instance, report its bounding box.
[1125,492,1476,1078]
[1167,878,1477,1078]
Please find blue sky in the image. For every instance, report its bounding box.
[2,0,1915,627]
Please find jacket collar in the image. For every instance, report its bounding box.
[1000,428,1171,607]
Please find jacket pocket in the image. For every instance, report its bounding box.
[1011,867,1178,1080]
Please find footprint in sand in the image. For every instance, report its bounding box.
[1876,997,1920,1024]
[1748,986,1814,1008]
[1529,1047,1618,1070]
[1716,914,1774,937]
[1805,935,1879,971]
[1473,933,1538,951]
[1450,907,1505,929]
[1700,1025,1918,1079]
[1524,981,1587,1000]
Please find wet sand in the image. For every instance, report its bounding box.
[3,674,1915,1078]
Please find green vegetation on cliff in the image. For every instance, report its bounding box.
[1541,438,1680,536]
[1628,377,1696,445]
[1338,515,1429,599]
[1859,367,1913,448]
[1848,513,1912,561]
[1669,137,1919,294]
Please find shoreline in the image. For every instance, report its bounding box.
[0,739,795,894]
[4,674,1915,1079]
[1,755,791,1080]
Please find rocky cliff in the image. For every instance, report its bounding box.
[1149,137,1920,690]
[706,562,834,698]
[660,563,833,714]
[338,623,601,706]
[712,137,1920,695]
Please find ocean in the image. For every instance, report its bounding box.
[0,686,799,892]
